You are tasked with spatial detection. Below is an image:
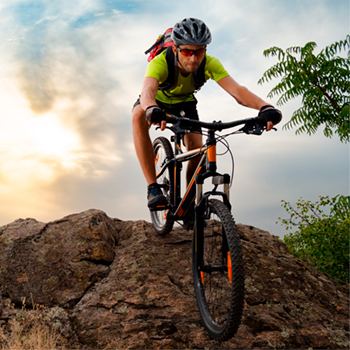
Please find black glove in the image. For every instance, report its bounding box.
[145,105,167,124]
[257,105,282,126]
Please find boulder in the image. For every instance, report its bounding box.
[0,209,348,349]
[0,210,117,307]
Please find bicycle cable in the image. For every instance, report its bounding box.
[200,130,236,191]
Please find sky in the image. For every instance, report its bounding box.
[0,0,348,238]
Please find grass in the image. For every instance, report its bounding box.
[0,298,64,350]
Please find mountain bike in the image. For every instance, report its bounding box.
[149,113,269,341]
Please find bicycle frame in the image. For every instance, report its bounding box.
[156,125,231,222]
[153,113,267,223]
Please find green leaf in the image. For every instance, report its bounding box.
[259,36,350,143]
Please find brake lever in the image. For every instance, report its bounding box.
[240,123,263,135]
[155,126,173,132]
[240,123,277,135]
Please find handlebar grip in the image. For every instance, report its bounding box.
[258,106,282,125]
[152,112,167,124]
[254,115,267,126]
[145,106,167,124]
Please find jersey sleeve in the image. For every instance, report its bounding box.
[205,55,230,82]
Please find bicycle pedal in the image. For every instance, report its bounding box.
[149,205,170,212]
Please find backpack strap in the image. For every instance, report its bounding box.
[193,56,206,92]
[159,47,178,92]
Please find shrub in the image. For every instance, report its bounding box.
[278,195,349,284]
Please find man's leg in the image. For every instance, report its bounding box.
[132,104,156,185]
[132,104,167,208]
[184,132,203,186]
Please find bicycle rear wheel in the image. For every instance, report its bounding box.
[150,137,174,236]
[192,198,244,340]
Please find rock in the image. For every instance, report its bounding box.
[0,210,348,349]
[0,210,117,307]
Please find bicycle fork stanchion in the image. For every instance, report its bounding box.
[224,180,230,202]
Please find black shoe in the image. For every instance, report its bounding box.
[147,183,167,209]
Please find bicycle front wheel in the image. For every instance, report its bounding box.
[192,199,244,341]
[150,137,174,236]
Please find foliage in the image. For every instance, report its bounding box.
[278,195,350,284]
[258,36,350,142]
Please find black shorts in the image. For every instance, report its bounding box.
[132,97,202,133]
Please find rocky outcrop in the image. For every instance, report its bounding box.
[0,209,348,349]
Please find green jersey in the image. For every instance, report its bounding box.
[145,50,229,104]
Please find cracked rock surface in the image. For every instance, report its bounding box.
[0,210,117,308]
[0,209,349,349]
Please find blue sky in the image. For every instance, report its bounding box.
[0,0,348,237]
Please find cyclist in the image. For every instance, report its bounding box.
[132,17,282,209]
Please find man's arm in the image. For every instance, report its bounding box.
[217,75,267,109]
[217,75,279,130]
[140,76,159,110]
[139,76,167,130]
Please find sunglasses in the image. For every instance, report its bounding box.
[176,47,207,57]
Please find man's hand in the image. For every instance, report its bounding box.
[145,105,167,130]
[258,105,282,131]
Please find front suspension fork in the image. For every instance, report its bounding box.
[194,174,231,273]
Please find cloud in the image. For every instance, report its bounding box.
[34,15,58,25]
[0,0,348,237]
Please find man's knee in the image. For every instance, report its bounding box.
[132,105,147,129]
[184,133,203,150]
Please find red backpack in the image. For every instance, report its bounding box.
[144,28,174,62]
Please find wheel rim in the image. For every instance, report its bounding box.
[153,144,171,229]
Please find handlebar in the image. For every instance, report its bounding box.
[154,113,269,135]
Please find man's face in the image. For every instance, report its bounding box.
[172,44,206,74]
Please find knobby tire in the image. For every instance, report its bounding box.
[192,199,244,340]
